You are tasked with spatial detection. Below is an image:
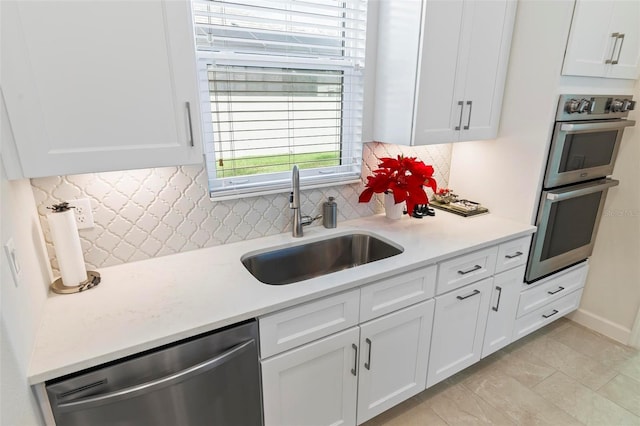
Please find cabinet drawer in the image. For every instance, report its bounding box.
[513,288,583,340]
[360,265,436,322]
[436,246,498,295]
[518,263,588,318]
[259,289,360,358]
[495,236,530,274]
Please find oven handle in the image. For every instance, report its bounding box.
[560,120,635,132]
[546,179,619,201]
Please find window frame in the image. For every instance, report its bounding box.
[192,1,367,200]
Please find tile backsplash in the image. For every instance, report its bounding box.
[31,142,451,274]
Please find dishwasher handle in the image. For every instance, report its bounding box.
[56,339,255,412]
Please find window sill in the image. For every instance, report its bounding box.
[209,175,362,202]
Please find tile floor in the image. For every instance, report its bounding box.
[363,318,640,426]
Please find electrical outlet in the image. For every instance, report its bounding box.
[67,198,95,230]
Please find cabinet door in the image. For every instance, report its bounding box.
[372,0,424,146]
[563,0,639,79]
[562,1,615,78]
[261,327,359,426]
[356,300,435,424]
[481,266,523,358]
[606,1,640,79]
[413,0,465,145]
[458,0,516,141]
[427,277,492,387]
[1,0,203,178]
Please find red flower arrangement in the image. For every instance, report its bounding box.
[359,155,438,215]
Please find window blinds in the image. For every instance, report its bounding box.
[192,0,368,198]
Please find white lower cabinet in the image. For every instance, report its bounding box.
[258,235,563,425]
[427,277,493,387]
[481,266,523,358]
[261,300,435,426]
[356,300,434,424]
[261,327,359,426]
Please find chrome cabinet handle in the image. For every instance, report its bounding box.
[505,251,523,259]
[547,286,565,295]
[613,33,625,65]
[455,101,464,130]
[458,264,482,275]
[542,309,559,319]
[457,289,480,300]
[186,102,194,147]
[57,339,255,410]
[351,344,358,376]
[492,286,503,312]
[463,100,473,130]
[606,33,620,64]
[364,338,372,370]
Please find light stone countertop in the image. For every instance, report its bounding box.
[28,212,535,384]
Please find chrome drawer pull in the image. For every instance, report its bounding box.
[351,344,358,376]
[613,33,625,65]
[186,102,195,147]
[455,101,464,130]
[492,286,503,312]
[457,289,480,300]
[463,100,473,130]
[542,309,559,319]
[547,286,565,295]
[606,33,620,64]
[458,265,482,275]
[364,338,372,370]
[505,251,523,259]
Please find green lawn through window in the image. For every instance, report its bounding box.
[216,151,340,178]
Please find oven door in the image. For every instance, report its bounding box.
[544,119,634,188]
[526,178,619,283]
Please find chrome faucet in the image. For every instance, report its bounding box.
[290,165,320,237]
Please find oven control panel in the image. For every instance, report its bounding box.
[557,94,635,121]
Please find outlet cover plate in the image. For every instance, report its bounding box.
[67,198,94,230]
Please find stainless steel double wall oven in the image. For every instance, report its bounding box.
[526,94,636,283]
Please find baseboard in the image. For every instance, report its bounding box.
[567,308,632,346]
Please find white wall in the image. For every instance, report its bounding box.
[448,0,576,224]
[570,80,640,343]
[449,0,640,344]
[0,167,51,426]
[1,91,51,425]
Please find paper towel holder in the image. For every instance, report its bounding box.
[47,202,101,294]
[51,271,101,294]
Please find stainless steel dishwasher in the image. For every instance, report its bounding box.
[45,320,262,426]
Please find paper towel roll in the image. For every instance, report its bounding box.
[48,209,87,287]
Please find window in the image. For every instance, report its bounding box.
[192,0,368,198]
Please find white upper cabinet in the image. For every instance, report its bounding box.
[373,0,517,145]
[563,0,640,80]
[1,0,203,179]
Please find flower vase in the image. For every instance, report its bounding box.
[384,192,404,220]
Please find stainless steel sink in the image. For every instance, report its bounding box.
[241,233,403,285]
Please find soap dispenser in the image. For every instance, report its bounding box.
[323,197,337,228]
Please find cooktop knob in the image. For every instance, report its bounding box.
[577,99,591,113]
[622,99,636,112]
[610,99,624,112]
[565,99,581,113]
